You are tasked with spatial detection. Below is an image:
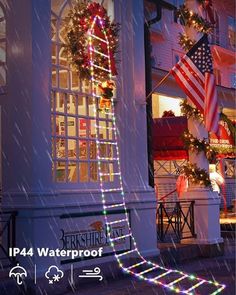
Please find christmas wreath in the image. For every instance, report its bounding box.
[65,2,120,81]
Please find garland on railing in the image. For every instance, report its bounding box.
[178,33,196,51]
[176,3,214,51]
[183,162,212,187]
[180,100,203,121]
[182,131,217,162]
[181,100,236,140]
[176,4,213,34]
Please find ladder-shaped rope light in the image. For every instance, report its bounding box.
[88,14,226,295]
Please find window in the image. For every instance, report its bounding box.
[152,94,183,119]
[0,2,6,88]
[228,16,236,49]
[51,0,115,184]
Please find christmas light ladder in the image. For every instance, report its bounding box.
[88,14,226,295]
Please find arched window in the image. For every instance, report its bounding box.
[0,1,6,89]
[51,0,115,184]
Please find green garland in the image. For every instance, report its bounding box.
[180,100,203,121]
[181,100,236,141]
[183,163,211,187]
[64,2,120,81]
[220,112,236,143]
[212,146,236,156]
[182,131,217,162]
[176,4,213,34]
[178,33,196,51]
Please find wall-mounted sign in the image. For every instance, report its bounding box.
[59,210,131,264]
[210,121,234,149]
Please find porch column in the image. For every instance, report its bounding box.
[181,0,223,256]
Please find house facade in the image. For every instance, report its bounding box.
[1,0,159,278]
[145,0,236,206]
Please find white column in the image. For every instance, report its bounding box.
[181,0,223,253]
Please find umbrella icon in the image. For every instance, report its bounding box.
[9,263,27,285]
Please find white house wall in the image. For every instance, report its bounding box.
[2,0,158,276]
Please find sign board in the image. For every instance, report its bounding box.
[59,210,131,264]
[210,120,234,149]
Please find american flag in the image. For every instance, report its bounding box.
[171,34,219,134]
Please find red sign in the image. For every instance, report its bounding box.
[210,121,234,149]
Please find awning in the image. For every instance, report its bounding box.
[152,116,188,160]
[152,116,235,160]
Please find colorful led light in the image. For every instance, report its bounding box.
[88,14,226,295]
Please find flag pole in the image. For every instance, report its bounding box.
[146,71,171,100]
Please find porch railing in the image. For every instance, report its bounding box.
[0,211,18,267]
[157,201,196,242]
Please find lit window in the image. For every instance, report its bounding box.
[152,93,183,119]
[228,16,236,49]
[51,0,115,183]
[0,2,6,88]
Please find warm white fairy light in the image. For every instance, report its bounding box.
[87,13,226,295]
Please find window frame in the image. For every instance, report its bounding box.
[51,0,117,188]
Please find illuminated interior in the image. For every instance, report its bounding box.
[51,0,115,183]
[152,93,183,118]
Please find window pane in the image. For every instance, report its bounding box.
[108,122,114,140]
[68,162,77,182]
[56,92,65,113]
[79,163,88,182]
[55,161,66,182]
[78,96,87,116]
[88,96,96,117]
[56,115,65,136]
[71,71,79,90]
[67,95,76,115]
[90,163,98,182]
[67,117,76,137]
[52,67,57,88]
[89,141,96,159]
[68,139,77,159]
[59,70,68,89]
[78,118,88,137]
[79,140,88,159]
[81,80,91,93]
[98,121,107,139]
[88,120,96,138]
[59,45,69,67]
[56,138,66,158]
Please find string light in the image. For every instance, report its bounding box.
[88,13,225,295]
